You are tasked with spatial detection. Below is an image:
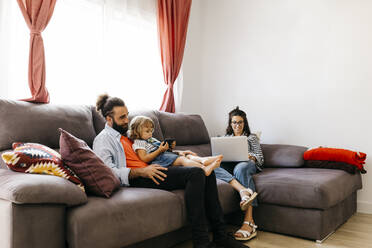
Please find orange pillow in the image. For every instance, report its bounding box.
[303,147,366,171]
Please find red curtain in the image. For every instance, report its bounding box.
[157,0,192,113]
[17,0,57,103]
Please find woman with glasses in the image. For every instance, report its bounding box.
[214,106,264,242]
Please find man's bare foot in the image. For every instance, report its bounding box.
[203,158,222,176]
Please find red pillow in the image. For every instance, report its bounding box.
[1,142,85,191]
[59,128,120,198]
[303,147,367,172]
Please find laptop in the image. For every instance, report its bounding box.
[211,136,249,162]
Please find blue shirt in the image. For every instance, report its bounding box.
[93,124,130,186]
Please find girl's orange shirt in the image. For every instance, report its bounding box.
[120,136,148,169]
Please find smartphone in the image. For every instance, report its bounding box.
[164,138,175,147]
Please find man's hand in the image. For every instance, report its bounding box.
[132,164,168,185]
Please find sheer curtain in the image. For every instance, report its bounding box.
[0,0,167,111]
[0,1,29,99]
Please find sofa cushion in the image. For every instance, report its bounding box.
[304,160,358,174]
[0,169,87,206]
[174,144,212,157]
[0,151,8,169]
[59,129,120,198]
[254,168,362,210]
[0,99,97,150]
[1,142,85,192]
[262,144,307,168]
[92,108,165,142]
[156,111,210,146]
[216,179,240,214]
[66,187,183,248]
[171,179,240,226]
[91,106,106,135]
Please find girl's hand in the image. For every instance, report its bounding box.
[159,142,169,153]
[171,141,176,149]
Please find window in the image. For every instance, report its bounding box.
[0,0,167,110]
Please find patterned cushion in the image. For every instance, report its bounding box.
[1,142,85,192]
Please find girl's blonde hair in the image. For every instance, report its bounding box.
[128,116,154,140]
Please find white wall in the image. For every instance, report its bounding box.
[182,0,372,213]
[179,0,203,113]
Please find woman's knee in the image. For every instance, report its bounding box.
[233,161,256,175]
[214,167,234,183]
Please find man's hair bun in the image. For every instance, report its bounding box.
[95,93,125,118]
[96,93,109,114]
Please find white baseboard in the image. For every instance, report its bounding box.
[357,201,372,214]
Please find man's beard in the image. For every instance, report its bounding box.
[112,120,128,136]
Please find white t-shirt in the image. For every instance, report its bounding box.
[132,137,160,154]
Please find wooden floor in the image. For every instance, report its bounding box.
[173,213,372,248]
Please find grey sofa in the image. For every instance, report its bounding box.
[0,99,362,248]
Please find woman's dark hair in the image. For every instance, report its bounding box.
[225,106,251,136]
[96,93,125,118]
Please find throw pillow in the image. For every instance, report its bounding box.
[303,147,367,173]
[59,128,120,198]
[1,142,85,191]
[303,160,363,174]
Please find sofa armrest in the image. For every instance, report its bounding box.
[0,199,66,248]
[0,169,87,206]
[262,144,308,168]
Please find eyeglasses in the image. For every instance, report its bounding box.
[231,121,244,126]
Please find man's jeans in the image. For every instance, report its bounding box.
[214,160,258,207]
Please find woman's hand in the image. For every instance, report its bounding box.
[248,155,257,162]
[158,142,169,153]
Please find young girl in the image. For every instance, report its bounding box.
[128,116,222,176]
